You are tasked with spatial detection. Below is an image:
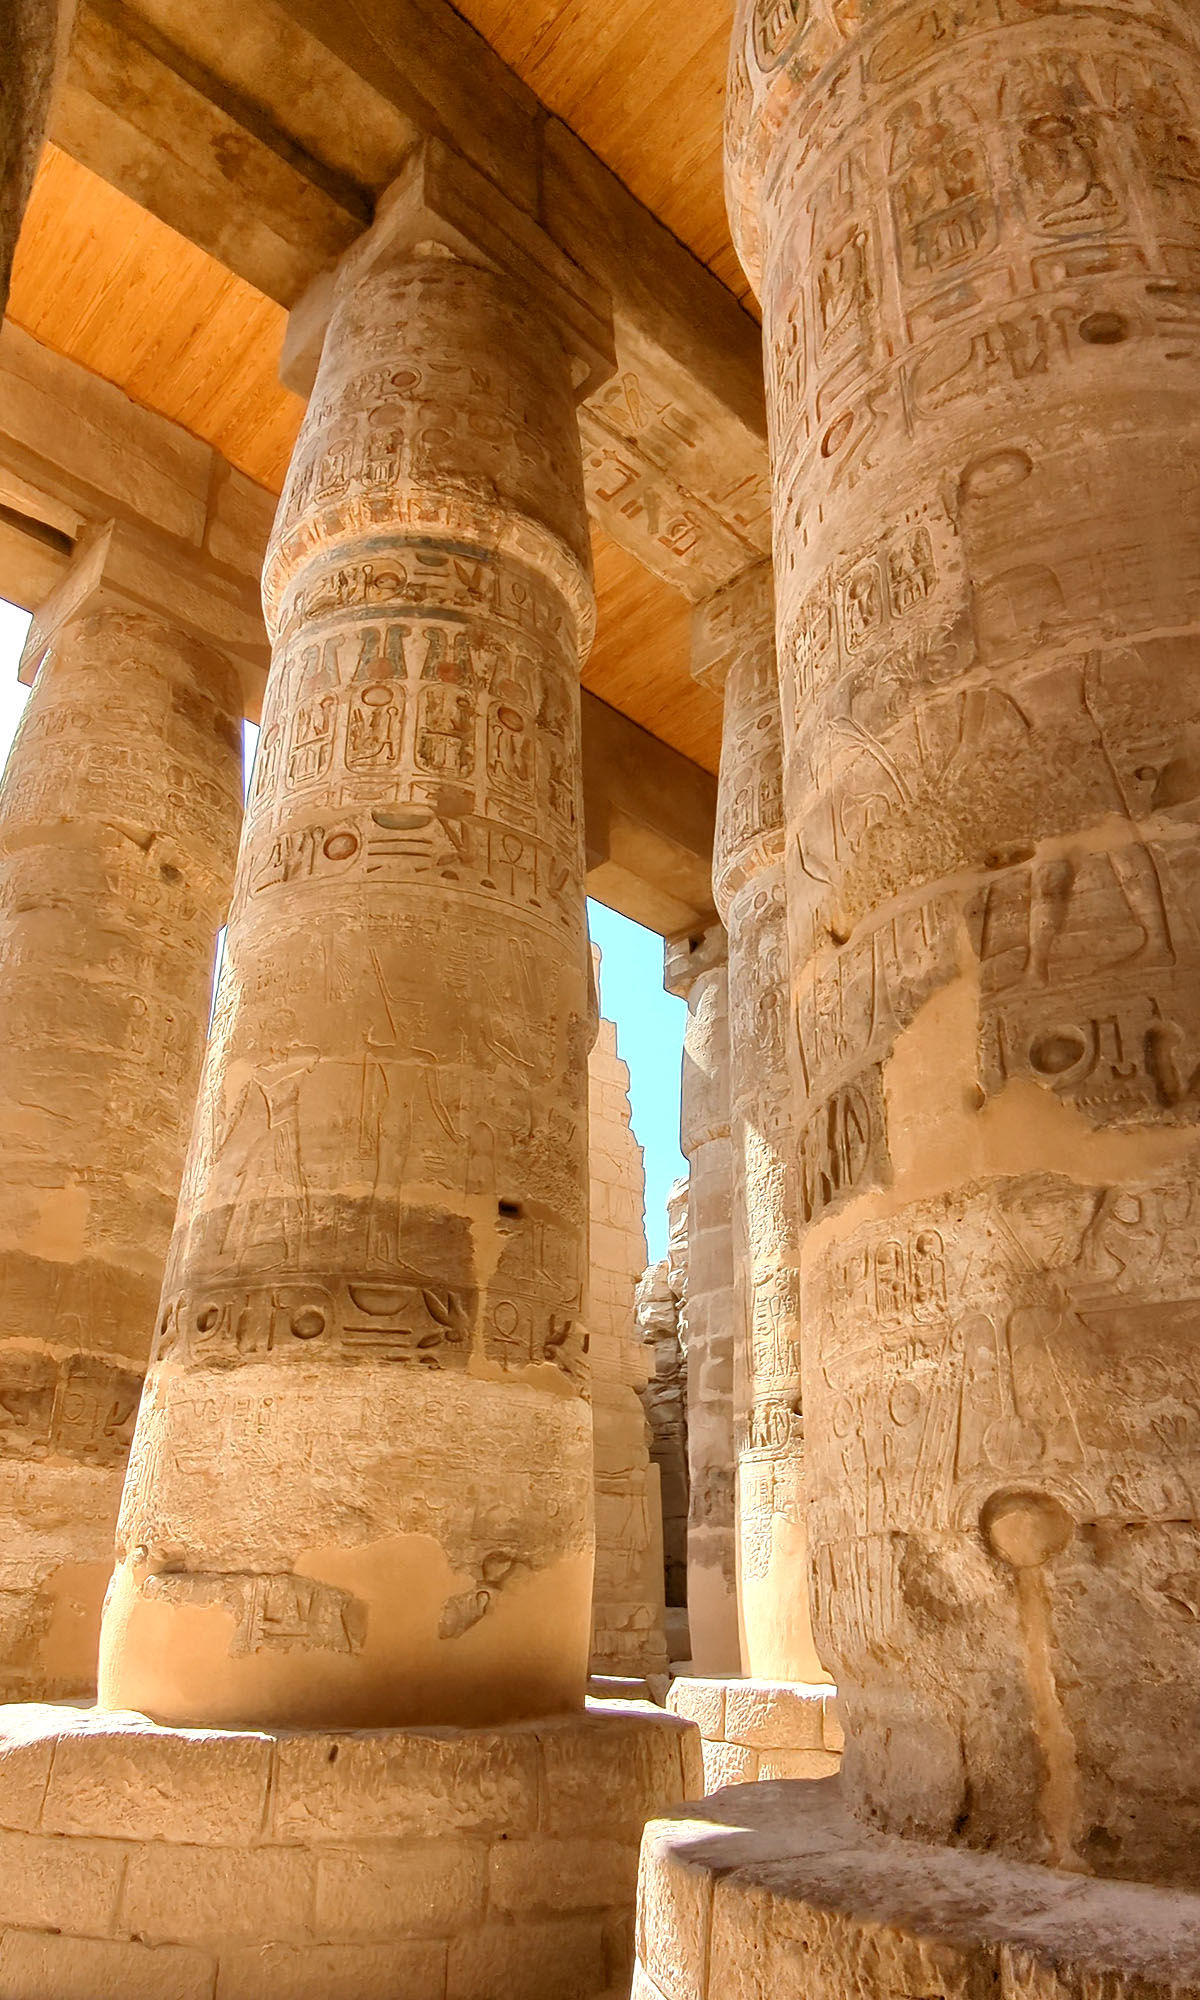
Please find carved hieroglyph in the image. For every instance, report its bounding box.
[97,244,600,1730]
[666,927,739,1674]
[730,0,1200,1881]
[705,562,825,1684]
[0,608,242,1699]
[587,963,668,1678]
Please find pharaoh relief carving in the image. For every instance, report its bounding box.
[98,248,601,1734]
[730,0,1200,1884]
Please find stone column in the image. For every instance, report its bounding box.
[666,925,739,1674]
[98,150,613,1731]
[0,1,74,312]
[587,953,668,1680]
[701,560,825,1685]
[0,541,243,1698]
[727,0,1200,1882]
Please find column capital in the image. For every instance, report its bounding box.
[20,517,269,703]
[691,557,774,696]
[282,137,616,406]
[663,919,727,1001]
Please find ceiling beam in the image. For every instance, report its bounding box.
[48,0,770,601]
[0,321,716,928]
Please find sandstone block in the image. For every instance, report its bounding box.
[636,1823,714,2000]
[666,1677,727,1740]
[540,1707,692,1835]
[272,1728,540,1843]
[0,1928,216,2000]
[756,1750,840,1782]
[42,1718,273,1844]
[701,1740,758,1791]
[0,1828,126,1935]
[821,1697,844,1755]
[215,1940,448,2000]
[448,1918,608,2000]
[314,1841,486,1938]
[721,1682,827,1752]
[0,1709,57,1830]
[488,1835,639,1915]
[120,1841,316,1943]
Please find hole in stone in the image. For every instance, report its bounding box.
[1079,311,1129,345]
[327,1745,339,1764]
[984,844,1035,870]
[498,1199,522,1219]
[981,1488,1074,1568]
[159,862,182,882]
[1135,765,1158,782]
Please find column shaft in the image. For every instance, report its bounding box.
[0,608,242,1695]
[670,931,739,1674]
[730,0,1200,1880]
[98,252,597,1730]
[709,565,825,1683]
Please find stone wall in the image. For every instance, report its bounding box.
[588,963,668,1678]
[666,1678,842,1795]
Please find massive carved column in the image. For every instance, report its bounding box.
[0,548,242,1699]
[701,561,825,1685]
[726,0,1200,1881]
[98,156,610,1732]
[666,926,739,1674]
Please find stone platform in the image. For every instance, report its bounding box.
[633,1776,1200,2000]
[0,1697,700,1999]
[665,1679,841,1792]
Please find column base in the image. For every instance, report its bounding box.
[634,1775,1200,2000]
[666,1678,841,1791]
[0,1698,700,1999]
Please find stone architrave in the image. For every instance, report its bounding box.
[0,535,243,1699]
[725,0,1200,1889]
[587,951,668,1679]
[665,924,739,1674]
[701,559,825,1685]
[97,147,614,1732]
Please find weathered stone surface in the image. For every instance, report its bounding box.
[0,1702,698,1999]
[447,1918,608,2000]
[707,560,825,1685]
[637,1778,1200,1999]
[728,0,1200,1885]
[0,1929,216,2000]
[0,593,242,1700]
[666,1677,840,1794]
[272,1727,540,1843]
[97,185,600,1731]
[41,1712,273,1843]
[540,1701,698,1837]
[665,927,738,1673]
